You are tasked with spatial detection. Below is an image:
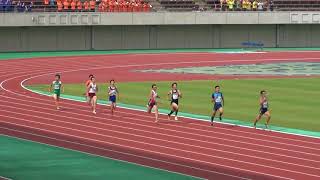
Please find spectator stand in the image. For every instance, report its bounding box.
[241,41,264,51]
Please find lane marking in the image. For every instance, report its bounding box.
[0,102,318,169]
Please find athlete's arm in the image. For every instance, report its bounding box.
[259,96,264,105]
[49,83,52,92]
[116,87,120,100]
[108,87,112,95]
[212,94,215,103]
[167,90,172,100]
[178,90,182,98]
[61,84,64,93]
[222,94,225,106]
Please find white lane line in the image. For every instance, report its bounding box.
[15,58,320,140]
[3,86,320,153]
[12,86,320,146]
[0,176,13,180]
[0,111,319,178]
[0,54,318,180]
[1,96,319,159]
[0,121,293,180]
[0,103,318,170]
[1,98,318,163]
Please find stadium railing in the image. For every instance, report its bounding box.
[1,0,320,13]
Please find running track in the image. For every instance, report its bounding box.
[0,52,320,180]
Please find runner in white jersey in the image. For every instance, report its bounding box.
[87,76,98,114]
[147,84,160,123]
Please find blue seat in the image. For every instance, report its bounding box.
[241,41,264,49]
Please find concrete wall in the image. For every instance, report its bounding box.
[2,12,320,26]
[0,26,91,52]
[1,24,320,52]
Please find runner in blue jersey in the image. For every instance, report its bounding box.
[108,79,119,115]
[211,85,224,126]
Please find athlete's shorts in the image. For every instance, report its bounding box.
[214,103,223,111]
[171,99,179,105]
[148,99,156,108]
[260,108,268,115]
[109,95,116,103]
[88,93,96,98]
[53,90,60,97]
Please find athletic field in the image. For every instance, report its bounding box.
[1,49,320,180]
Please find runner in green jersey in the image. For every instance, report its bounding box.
[49,74,64,110]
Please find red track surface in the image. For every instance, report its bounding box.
[0,51,320,180]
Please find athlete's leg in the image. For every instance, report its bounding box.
[264,111,271,128]
[211,110,217,126]
[92,96,97,114]
[168,103,174,119]
[53,94,58,109]
[56,95,60,110]
[111,102,115,115]
[147,104,152,113]
[254,113,263,128]
[172,103,179,120]
[86,93,91,105]
[218,107,224,121]
[154,105,159,123]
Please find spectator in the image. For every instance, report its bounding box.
[227,0,234,11]
[132,1,138,12]
[107,0,112,12]
[138,1,143,11]
[26,1,33,12]
[63,0,69,11]
[50,0,55,6]
[44,0,49,11]
[103,0,108,12]
[57,0,63,11]
[89,0,95,11]
[83,0,89,11]
[242,0,246,10]
[252,0,258,10]
[127,1,133,12]
[115,0,120,12]
[257,0,263,10]
[121,0,126,12]
[0,0,3,12]
[120,1,126,12]
[77,0,82,11]
[143,2,151,12]
[235,0,241,11]
[4,0,13,12]
[44,0,49,6]
[98,0,102,11]
[17,1,25,12]
[246,0,251,10]
[269,0,273,11]
[71,0,76,11]
[219,0,224,11]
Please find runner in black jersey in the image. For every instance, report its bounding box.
[168,82,182,121]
